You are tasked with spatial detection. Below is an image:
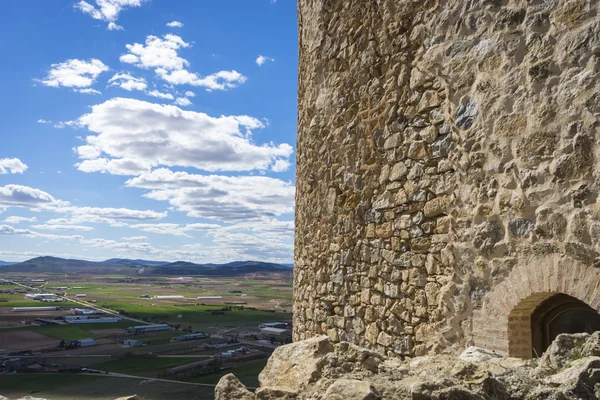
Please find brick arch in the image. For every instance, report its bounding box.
[472,254,600,358]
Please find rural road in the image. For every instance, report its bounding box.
[17,354,215,359]
[80,372,257,389]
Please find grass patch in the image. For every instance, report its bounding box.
[0,373,101,393]
[4,320,132,340]
[186,359,267,387]
[99,300,287,326]
[92,357,198,376]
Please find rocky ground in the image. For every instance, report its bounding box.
[216,333,600,399]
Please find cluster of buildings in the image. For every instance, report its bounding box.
[171,333,208,342]
[258,322,292,340]
[127,324,170,335]
[11,305,122,326]
[24,293,60,302]
[63,316,121,324]
[220,346,250,358]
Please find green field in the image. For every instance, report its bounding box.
[0,374,102,393]
[188,359,267,387]
[0,273,290,399]
[0,374,216,400]
[6,320,133,339]
[97,300,286,327]
[92,357,203,376]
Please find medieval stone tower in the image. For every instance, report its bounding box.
[293,0,600,359]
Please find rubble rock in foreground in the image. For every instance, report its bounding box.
[216,334,600,400]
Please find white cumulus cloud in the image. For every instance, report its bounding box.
[129,222,220,237]
[32,223,94,232]
[3,216,37,224]
[0,225,32,235]
[146,90,174,100]
[0,185,68,209]
[75,0,148,30]
[166,21,183,28]
[108,21,124,31]
[156,69,246,91]
[256,55,275,66]
[126,169,295,223]
[39,59,108,89]
[0,158,28,174]
[75,88,102,95]
[120,34,190,70]
[73,97,293,174]
[121,235,148,241]
[120,34,247,91]
[174,97,192,106]
[108,72,147,91]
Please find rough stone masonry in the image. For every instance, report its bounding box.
[293,0,600,358]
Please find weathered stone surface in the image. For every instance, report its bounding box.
[324,379,380,400]
[538,333,593,371]
[230,336,600,400]
[258,336,333,391]
[295,0,600,359]
[215,373,255,400]
[459,347,501,364]
[455,99,477,130]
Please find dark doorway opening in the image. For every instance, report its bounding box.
[531,293,600,357]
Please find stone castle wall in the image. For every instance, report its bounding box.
[294,0,600,357]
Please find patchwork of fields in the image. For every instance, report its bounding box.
[0,273,292,399]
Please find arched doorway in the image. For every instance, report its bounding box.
[472,255,600,357]
[507,293,600,358]
[531,293,600,358]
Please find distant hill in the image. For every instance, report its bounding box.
[0,256,293,278]
[99,258,170,267]
[0,256,106,274]
[0,260,17,266]
[149,260,293,277]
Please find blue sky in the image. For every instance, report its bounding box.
[0,0,297,263]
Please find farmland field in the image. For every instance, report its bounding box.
[0,374,216,400]
[0,272,291,399]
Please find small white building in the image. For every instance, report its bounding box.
[260,327,292,338]
[151,295,184,300]
[259,322,288,329]
[73,308,95,315]
[128,324,170,334]
[25,293,57,301]
[75,338,96,347]
[12,306,60,312]
[65,317,121,324]
[124,339,143,347]
[220,350,236,358]
[75,294,87,298]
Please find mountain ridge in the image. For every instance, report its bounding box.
[0,260,17,266]
[0,256,292,277]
